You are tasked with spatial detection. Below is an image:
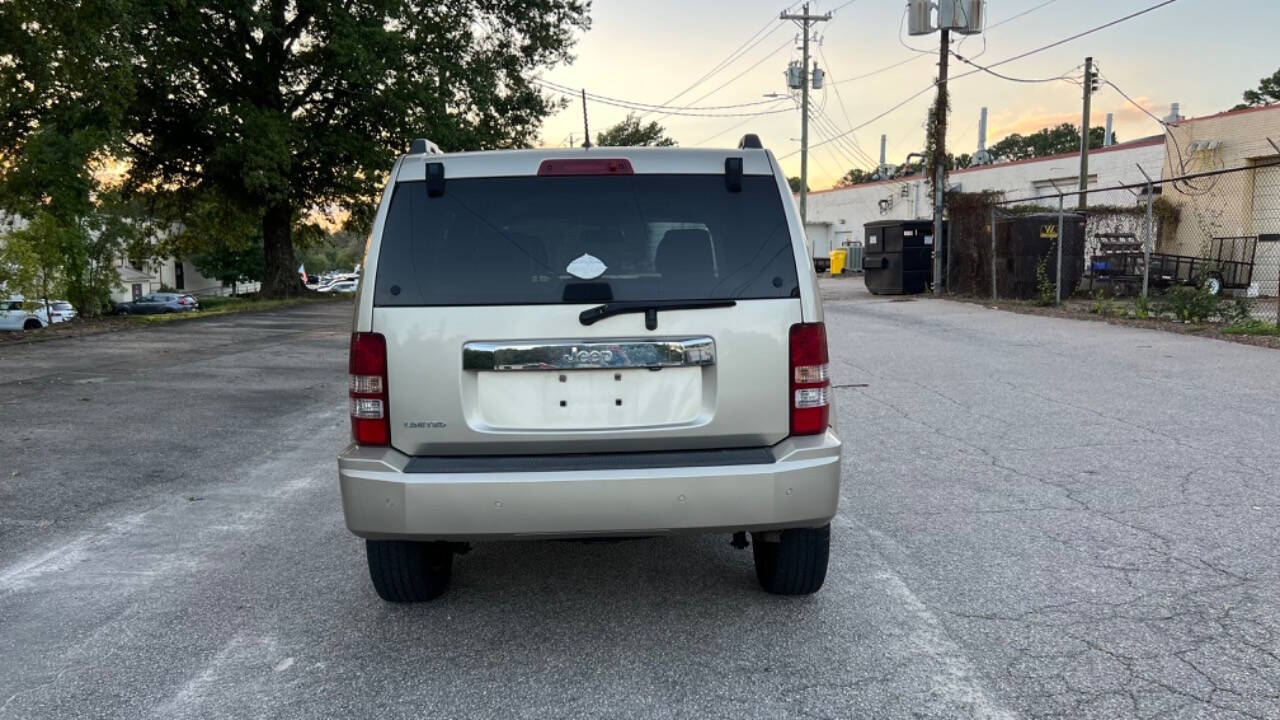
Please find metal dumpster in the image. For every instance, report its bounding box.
[863,220,938,295]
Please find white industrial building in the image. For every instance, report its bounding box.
[802,133,1166,265]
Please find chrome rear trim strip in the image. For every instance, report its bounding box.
[462,337,715,371]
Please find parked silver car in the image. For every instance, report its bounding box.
[113,293,198,315]
[339,137,841,602]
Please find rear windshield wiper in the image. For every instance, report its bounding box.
[579,299,737,330]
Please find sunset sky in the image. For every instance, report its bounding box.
[536,0,1279,189]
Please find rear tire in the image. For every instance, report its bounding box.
[23,319,42,331]
[752,525,830,595]
[1203,273,1223,296]
[365,540,453,602]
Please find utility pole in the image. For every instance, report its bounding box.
[581,89,592,148]
[781,2,830,224]
[906,0,986,294]
[1078,57,1095,209]
[932,28,950,296]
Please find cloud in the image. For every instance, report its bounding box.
[983,95,1162,141]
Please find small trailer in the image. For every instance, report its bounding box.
[1087,233,1258,296]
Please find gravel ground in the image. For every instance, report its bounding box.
[1,288,1277,719]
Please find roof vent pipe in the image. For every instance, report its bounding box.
[971,107,992,165]
[1104,113,1114,147]
[978,107,988,152]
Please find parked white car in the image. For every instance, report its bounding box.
[0,299,50,331]
[33,299,77,323]
[319,279,358,293]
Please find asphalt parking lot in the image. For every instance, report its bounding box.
[2,286,1278,719]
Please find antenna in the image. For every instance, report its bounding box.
[581,89,592,148]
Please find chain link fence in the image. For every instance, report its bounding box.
[947,160,1280,326]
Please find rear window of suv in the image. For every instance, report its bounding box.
[373,174,799,306]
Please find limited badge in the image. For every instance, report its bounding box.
[566,253,607,280]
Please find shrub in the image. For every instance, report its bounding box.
[1034,258,1057,306]
[1157,285,1221,323]
[1089,291,1120,317]
[1135,293,1150,319]
[1223,319,1280,336]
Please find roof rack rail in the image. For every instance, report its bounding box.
[409,138,443,155]
[737,134,763,150]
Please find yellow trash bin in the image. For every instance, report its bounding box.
[829,249,848,275]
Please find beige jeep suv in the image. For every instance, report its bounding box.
[339,135,842,601]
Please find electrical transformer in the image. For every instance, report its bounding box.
[786,61,804,90]
[907,0,985,36]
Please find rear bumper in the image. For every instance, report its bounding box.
[338,430,842,541]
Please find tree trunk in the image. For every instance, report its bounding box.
[260,201,305,298]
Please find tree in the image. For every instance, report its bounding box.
[297,230,366,275]
[170,191,267,294]
[837,169,874,187]
[595,114,677,147]
[1233,68,1280,110]
[0,212,70,318]
[192,237,265,295]
[787,176,808,193]
[988,124,1115,161]
[0,2,133,316]
[4,1,590,298]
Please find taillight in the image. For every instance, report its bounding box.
[537,158,634,176]
[789,323,830,436]
[349,332,390,445]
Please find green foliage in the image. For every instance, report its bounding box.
[297,231,366,275]
[3,0,591,297]
[1157,285,1222,323]
[1232,68,1280,110]
[1221,297,1253,325]
[1034,257,1057,306]
[1089,291,1121,317]
[1135,293,1150,319]
[989,124,1114,162]
[595,114,676,147]
[161,190,265,291]
[788,176,809,193]
[0,212,70,306]
[192,238,265,291]
[1222,319,1280,336]
[923,79,950,188]
[836,169,874,187]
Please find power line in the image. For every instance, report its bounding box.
[535,79,788,112]
[640,12,787,119]
[810,104,877,168]
[796,0,1182,158]
[650,35,796,123]
[533,81,794,118]
[809,109,872,170]
[696,95,793,147]
[781,81,937,159]
[897,6,936,55]
[958,0,1179,77]
[986,0,1061,31]
[949,52,1082,84]
[817,45,876,164]
[829,0,1064,86]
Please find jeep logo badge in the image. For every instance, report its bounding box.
[563,348,613,366]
